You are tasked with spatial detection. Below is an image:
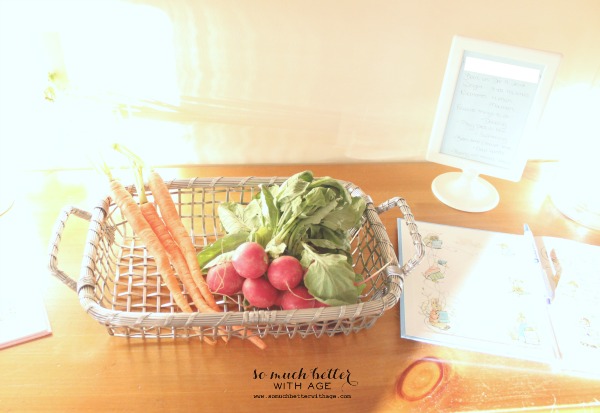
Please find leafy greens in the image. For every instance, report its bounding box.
[197,171,367,306]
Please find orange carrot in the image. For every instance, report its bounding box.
[109,179,192,313]
[141,201,228,342]
[147,171,219,311]
[111,149,214,312]
[146,172,267,349]
[108,177,215,345]
[140,203,207,311]
[112,146,266,349]
[229,327,268,350]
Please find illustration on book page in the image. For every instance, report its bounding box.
[399,220,556,362]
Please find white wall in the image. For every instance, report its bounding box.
[1,0,599,170]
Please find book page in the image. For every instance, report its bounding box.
[539,237,600,378]
[0,287,52,350]
[0,197,52,350]
[398,220,556,363]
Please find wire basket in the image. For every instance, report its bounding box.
[48,176,424,342]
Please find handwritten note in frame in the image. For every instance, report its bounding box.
[426,36,561,212]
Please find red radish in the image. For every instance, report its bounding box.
[206,262,244,296]
[267,255,304,291]
[274,292,283,307]
[232,242,269,279]
[279,286,317,310]
[242,277,279,308]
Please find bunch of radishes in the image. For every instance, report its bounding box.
[206,241,328,310]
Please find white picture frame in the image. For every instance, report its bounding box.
[426,35,561,212]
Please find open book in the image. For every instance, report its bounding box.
[398,219,600,379]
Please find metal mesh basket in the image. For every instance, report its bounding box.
[48,176,424,342]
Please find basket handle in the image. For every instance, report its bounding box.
[47,206,92,292]
[375,197,425,275]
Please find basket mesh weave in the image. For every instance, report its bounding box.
[51,176,423,341]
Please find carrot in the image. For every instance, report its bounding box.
[147,170,219,311]
[127,162,222,342]
[109,179,192,313]
[229,327,268,350]
[140,203,208,311]
[101,165,215,345]
[111,145,217,313]
[145,170,268,349]
[125,162,206,312]
[113,145,267,349]
[140,201,228,342]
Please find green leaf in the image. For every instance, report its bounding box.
[311,227,349,249]
[275,170,313,205]
[301,243,361,306]
[251,226,273,248]
[321,196,366,231]
[297,188,338,223]
[242,199,263,229]
[305,237,344,251]
[218,202,250,234]
[259,185,279,228]
[307,176,351,204]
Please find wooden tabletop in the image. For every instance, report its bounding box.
[1,161,599,413]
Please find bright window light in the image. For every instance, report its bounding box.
[0,0,183,172]
[539,80,600,230]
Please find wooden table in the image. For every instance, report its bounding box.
[1,161,599,413]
